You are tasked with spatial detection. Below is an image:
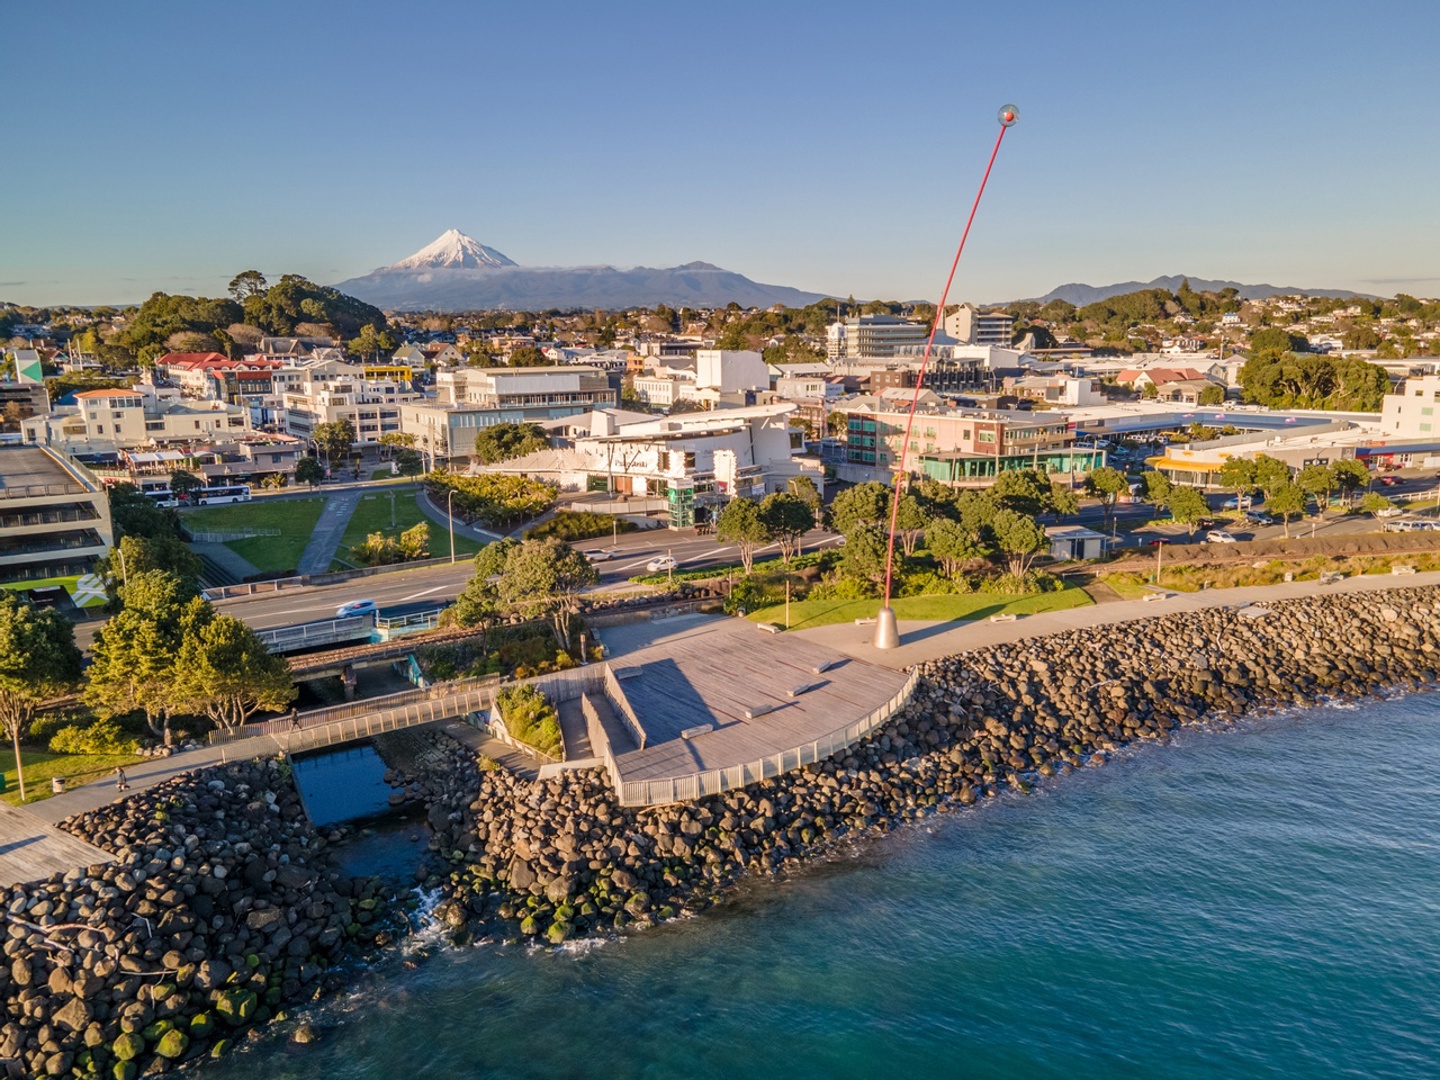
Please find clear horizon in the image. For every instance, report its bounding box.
[5,0,1439,308]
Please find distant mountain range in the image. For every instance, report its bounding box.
[1020,275,1366,306]
[334,230,827,311]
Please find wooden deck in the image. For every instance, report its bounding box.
[0,803,112,886]
[605,617,910,784]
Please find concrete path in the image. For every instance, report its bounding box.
[437,720,539,780]
[0,803,112,885]
[416,489,503,545]
[795,570,1440,671]
[297,490,363,576]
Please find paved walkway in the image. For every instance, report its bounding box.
[297,490,363,575]
[795,570,1440,670]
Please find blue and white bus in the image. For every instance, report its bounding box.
[192,484,252,506]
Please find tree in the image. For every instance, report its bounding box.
[1252,454,1293,498]
[0,594,83,802]
[496,539,597,651]
[1267,481,1307,538]
[1296,463,1335,515]
[97,534,203,603]
[828,481,890,535]
[990,509,1048,577]
[1139,470,1172,506]
[1084,466,1129,529]
[787,475,822,516]
[1049,483,1080,521]
[86,571,211,743]
[1217,457,1258,506]
[173,616,294,732]
[716,497,770,574]
[1331,459,1371,506]
[840,525,889,591]
[925,516,988,578]
[990,469,1058,517]
[759,492,815,563]
[107,482,181,542]
[295,457,325,487]
[227,270,268,302]
[1198,383,1226,406]
[348,324,398,361]
[394,448,424,476]
[450,539,516,636]
[472,422,547,464]
[508,345,549,367]
[397,522,430,559]
[312,419,356,467]
[169,469,204,501]
[1166,485,1211,539]
[1360,492,1395,516]
[892,492,930,557]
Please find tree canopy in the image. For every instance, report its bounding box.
[715,496,769,573]
[0,594,83,800]
[1239,352,1389,412]
[472,422,548,464]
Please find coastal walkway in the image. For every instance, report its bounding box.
[296,489,363,576]
[0,803,112,885]
[796,570,1440,670]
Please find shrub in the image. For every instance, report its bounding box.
[807,574,877,601]
[526,511,640,542]
[49,717,143,755]
[494,684,563,758]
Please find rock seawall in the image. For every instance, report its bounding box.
[430,587,1440,945]
[0,760,390,1078]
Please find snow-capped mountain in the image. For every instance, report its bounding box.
[333,231,826,311]
[387,229,517,270]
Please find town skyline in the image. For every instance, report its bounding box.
[6,0,1440,307]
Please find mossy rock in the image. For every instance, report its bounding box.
[210,1038,232,1060]
[113,1062,137,1080]
[111,1033,144,1062]
[189,1013,214,1037]
[265,987,283,1006]
[154,1029,190,1060]
[658,905,675,919]
[245,954,261,970]
[519,915,539,936]
[357,898,377,911]
[215,988,258,1026]
[546,921,572,945]
[579,902,597,917]
[150,983,176,1002]
[142,1019,175,1042]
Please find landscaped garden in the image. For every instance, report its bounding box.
[333,490,484,569]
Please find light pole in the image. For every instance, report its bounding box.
[447,489,456,564]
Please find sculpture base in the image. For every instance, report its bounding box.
[873,606,900,650]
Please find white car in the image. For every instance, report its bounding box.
[335,599,378,618]
[646,555,678,572]
[1203,530,1237,544]
[585,548,615,562]
[1221,496,1254,510]
[1375,506,1404,518]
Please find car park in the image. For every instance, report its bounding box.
[335,599,378,618]
[647,555,678,572]
[1203,530,1237,544]
[1244,512,1276,525]
[1375,506,1404,518]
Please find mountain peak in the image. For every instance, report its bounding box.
[389,229,516,271]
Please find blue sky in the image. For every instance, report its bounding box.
[5,0,1438,307]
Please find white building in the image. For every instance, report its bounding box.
[842,315,928,359]
[1380,374,1440,440]
[943,305,1014,347]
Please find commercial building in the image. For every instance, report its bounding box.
[281,370,420,445]
[838,399,1103,486]
[841,315,928,359]
[1380,374,1440,440]
[0,444,114,585]
[22,385,252,454]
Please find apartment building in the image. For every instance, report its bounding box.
[0,444,114,585]
[943,304,1015,347]
[841,315,928,359]
[281,372,419,445]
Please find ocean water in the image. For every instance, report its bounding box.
[215,693,1440,1080]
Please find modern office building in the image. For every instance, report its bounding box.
[842,315,928,359]
[943,304,1015,347]
[0,444,114,585]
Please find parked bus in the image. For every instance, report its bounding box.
[141,487,179,508]
[192,484,252,506]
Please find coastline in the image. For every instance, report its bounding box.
[1,584,1435,1075]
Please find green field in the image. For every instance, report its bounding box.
[0,748,144,806]
[746,585,1093,632]
[0,575,108,608]
[333,490,483,567]
[182,498,325,573]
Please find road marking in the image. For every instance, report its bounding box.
[397,585,447,602]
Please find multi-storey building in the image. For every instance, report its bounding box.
[943,304,1015,347]
[0,444,114,585]
[842,315,928,359]
[281,372,419,445]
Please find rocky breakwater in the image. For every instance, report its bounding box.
[429,587,1440,946]
[0,759,390,1078]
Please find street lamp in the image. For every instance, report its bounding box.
[446,489,456,564]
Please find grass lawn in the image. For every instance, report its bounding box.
[0,575,108,608]
[336,490,484,562]
[746,584,1093,632]
[0,748,144,806]
[182,498,325,573]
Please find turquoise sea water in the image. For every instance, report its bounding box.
[216,693,1440,1079]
